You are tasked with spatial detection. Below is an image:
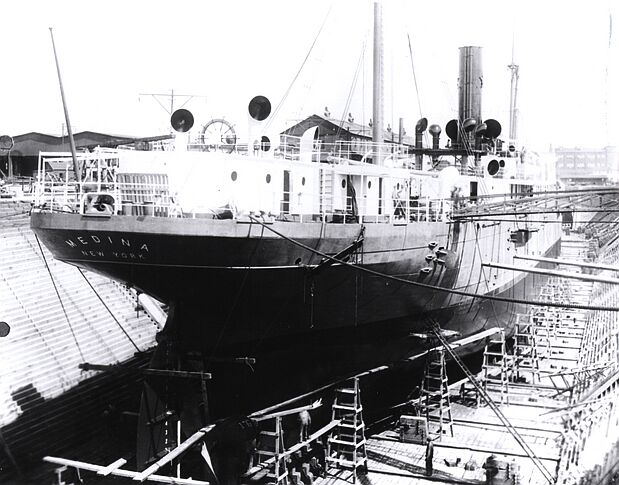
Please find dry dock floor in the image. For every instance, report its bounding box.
[310,237,592,485]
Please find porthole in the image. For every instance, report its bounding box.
[487,159,500,176]
[341,179,347,189]
[231,171,238,181]
[266,174,271,184]
[368,180,372,189]
[302,177,306,186]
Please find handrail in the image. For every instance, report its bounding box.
[33,148,550,223]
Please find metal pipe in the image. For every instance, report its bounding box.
[49,28,80,183]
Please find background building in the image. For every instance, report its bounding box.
[555,146,619,185]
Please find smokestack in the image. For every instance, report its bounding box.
[458,46,483,145]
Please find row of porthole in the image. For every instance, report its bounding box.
[229,172,374,190]
[230,171,307,186]
[340,179,374,189]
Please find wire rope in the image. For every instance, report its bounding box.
[246,215,619,312]
[76,268,142,353]
[34,234,86,361]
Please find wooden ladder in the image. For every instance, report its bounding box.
[418,347,454,439]
[253,416,288,485]
[482,328,510,404]
[514,314,540,385]
[326,377,368,483]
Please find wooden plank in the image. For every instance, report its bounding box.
[514,254,619,272]
[43,456,209,484]
[133,424,215,482]
[483,261,619,285]
[143,369,212,380]
[252,399,322,421]
[249,328,505,419]
[97,458,127,476]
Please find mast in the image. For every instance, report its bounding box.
[372,1,384,164]
[49,28,80,183]
[508,38,519,141]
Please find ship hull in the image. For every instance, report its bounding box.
[31,212,561,355]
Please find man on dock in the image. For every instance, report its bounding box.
[483,454,499,484]
[425,437,434,476]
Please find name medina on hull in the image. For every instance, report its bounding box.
[63,232,150,260]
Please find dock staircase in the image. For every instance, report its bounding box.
[418,347,454,438]
[326,378,368,483]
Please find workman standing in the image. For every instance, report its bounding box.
[425,437,434,476]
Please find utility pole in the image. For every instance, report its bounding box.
[139,90,207,134]
[0,135,14,179]
[139,90,207,115]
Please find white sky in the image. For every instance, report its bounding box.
[1,0,617,150]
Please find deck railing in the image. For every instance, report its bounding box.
[33,148,541,224]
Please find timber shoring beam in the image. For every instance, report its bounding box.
[513,254,619,272]
[482,261,619,285]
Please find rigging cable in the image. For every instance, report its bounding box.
[209,221,266,359]
[34,234,85,362]
[246,215,619,312]
[406,33,424,120]
[76,268,142,353]
[336,38,368,139]
[473,221,506,331]
[265,1,334,132]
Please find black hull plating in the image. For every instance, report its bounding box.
[30,212,561,354]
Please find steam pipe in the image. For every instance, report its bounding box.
[429,124,441,150]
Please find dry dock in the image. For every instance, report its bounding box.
[41,234,619,485]
[265,233,619,485]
